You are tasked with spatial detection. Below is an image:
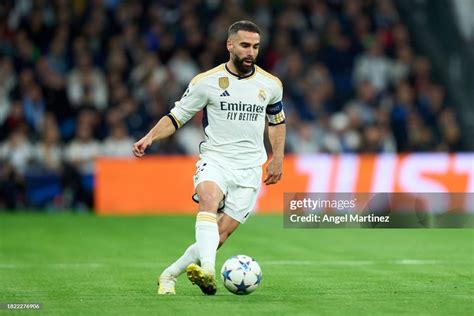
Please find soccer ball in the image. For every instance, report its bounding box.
[220,255,262,295]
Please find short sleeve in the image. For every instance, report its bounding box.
[268,78,283,105]
[169,80,208,128]
[266,80,285,125]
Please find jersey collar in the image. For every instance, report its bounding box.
[224,63,256,80]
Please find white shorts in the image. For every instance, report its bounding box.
[192,159,262,223]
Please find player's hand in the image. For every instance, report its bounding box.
[264,157,283,185]
[132,135,153,157]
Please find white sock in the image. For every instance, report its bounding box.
[195,211,219,274]
[162,243,199,277]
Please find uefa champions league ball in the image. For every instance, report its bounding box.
[220,255,262,295]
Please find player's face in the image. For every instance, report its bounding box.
[227,30,260,74]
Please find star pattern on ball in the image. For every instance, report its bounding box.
[239,260,251,271]
[234,280,251,293]
[222,266,232,282]
[255,271,262,285]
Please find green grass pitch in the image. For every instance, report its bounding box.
[0,213,473,315]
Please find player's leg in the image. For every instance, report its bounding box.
[167,213,237,277]
[217,212,240,248]
[160,191,233,280]
[214,166,261,246]
[158,243,199,294]
[194,181,223,271]
[159,161,225,295]
[186,180,224,295]
[188,166,261,295]
[185,211,239,295]
[159,181,223,295]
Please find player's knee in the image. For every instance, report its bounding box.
[198,191,221,210]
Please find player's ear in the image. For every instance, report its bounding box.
[226,38,233,51]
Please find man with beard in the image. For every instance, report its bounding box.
[133,21,286,295]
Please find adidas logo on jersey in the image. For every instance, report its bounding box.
[220,90,230,97]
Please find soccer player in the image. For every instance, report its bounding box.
[132,20,286,295]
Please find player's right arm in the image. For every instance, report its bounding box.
[132,77,208,157]
[132,116,176,157]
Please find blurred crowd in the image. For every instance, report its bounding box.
[0,0,464,209]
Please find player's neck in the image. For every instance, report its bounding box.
[226,61,254,77]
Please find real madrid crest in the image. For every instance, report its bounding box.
[219,77,229,89]
[258,89,267,102]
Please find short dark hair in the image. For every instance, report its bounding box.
[228,20,261,38]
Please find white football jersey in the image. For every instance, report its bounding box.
[169,63,285,169]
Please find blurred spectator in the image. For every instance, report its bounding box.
[321,19,355,101]
[411,56,432,96]
[22,83,45,133]
[63,122,100,208]
[64,122,100,175]
[353,39,392,93]
[407,113,437,152]
[374,0,399,29]
[21,8,52,50]
[76,107,101,139]
[308,1,331,33]
[36,56,73,121]
[67,52,108,112]
[438,109,462,152]
[0,57,16,125]
[168,49,200,88]
[0,161,26,210]
[106,49,129,82]
[0,126,30,208]
[46,35,69,76]
[362,124,396,153]
[391,82,413,151]
[287,122,321,154]
[390,45,413,84]
[0,100,27,140]
[102,123,135,157]
[120,97,149,138]
[322,112,361,153]
[12,31,38,70]
[0,127,33,175]
[130,52,167,103]
[33,113,63,172]
[392,23,411,50]
[344,80,377,126]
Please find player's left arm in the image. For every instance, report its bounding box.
[265,122,286,185]
[265,75,286,184]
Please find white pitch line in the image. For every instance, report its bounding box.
[0,264,17,269]
[262,259,445,266]
[262,260,375,266]
[52,263,105,268]
[0,263,105,269]
[262,260,314,265]
[392,259,439,265]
